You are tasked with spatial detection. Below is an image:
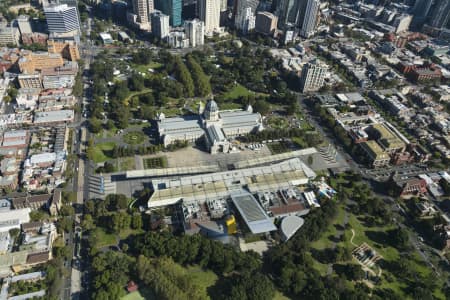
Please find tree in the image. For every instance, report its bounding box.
[253,99,270,115]
[186,55,211,97]
[82,214,95,231]
[389,227,410,251]
[57,217,73,233]
[129,73,145,91]
[174,57,195,97]
[60,205,75,216]
[62,191,77,204]
[9,228,20,240]
[89,117,103,134]
[131,214,142,230]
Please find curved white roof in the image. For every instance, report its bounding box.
[280,215,304,241]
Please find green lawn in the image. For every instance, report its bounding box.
[118,228,144,240]
[345,214,399,261]
[121,291,144,300]
[307,252,329,275]
[123,89,152,105]
[186,265,218,297]
[267,116,289,129]
[133,62,163,74]
[310,203,346,250]
[123,131,146,145]
[268,142,290,154]
[273,291,291,300]
[222,84,253,100]
[218,102,243,110]
[143,156,167,169]
[94,228,117,248]
[118,157,136,171]
[92,142,116,163]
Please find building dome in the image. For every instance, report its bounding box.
[205,100,219,113]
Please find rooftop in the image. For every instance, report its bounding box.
[34,110,74,123]
[361,140,389,159]
[230,190,277,234]
[149,158,315,207]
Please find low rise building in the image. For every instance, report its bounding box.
[18,74,42,89]
[47,39,80,61]
[33,110,74,125]
[360,140,390,168]
[18,51,64,74]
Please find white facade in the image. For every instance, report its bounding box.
[394,14,412,33]
[0,78,9,106]
[199,0,221,34]
[132,0,154,24]
[0,26,20,46]
[300,60,327,92]
[184,19,205,47]
[151,11,170,39]
[300,0,320,38]
[220,0,227,12]
[0,208,31,233]
[158,100,263,152]
[44,4,81,35]
[17,15,32,34]
[166,31,189,48]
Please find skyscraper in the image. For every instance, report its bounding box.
[234,0,257,32]
[235,7,255,33]
[300,0,319,38]
[276,0,308,28]
[185,19,205,47]
[428,0,450,29]
[44,4,81,35]
[255,11,278,35]
[276,0,298,26]
[132,0,154,24]
[151,11,170,38]
[300,60,326,92]
[155,0,182,27]
[199,0,221,34]
[411,0,434,26]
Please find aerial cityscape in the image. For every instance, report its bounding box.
[0,0,450,299]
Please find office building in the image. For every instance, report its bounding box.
[276,0,299,27]
[18,74,42,89]
[234,0,257,33]
[220,0,227,11]
[132,0,154,24]
[18,52,64,74]
[0,26,20,46]
[47,40,80,61]
[182,0,197,20]
[166,31,189,48]
[44,4,81,35]
[300,0,319,38]
[276,0,308,28]
[155,0,183,27]
[428,0,450,29]
[300,60,326,92]
[235,7,255,34]
[392,14,412,33]
[411,0,434,27]
[185,19,205,47]
[151,11,170,39]
[16,15,32,35]
[255,11,278,35]
[199,0,221,34]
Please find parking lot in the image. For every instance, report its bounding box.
[138,143,272,170]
